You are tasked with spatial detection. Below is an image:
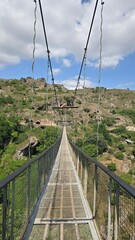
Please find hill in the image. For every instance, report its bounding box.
[0,78,135,186]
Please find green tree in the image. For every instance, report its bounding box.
[83,144,97,158]
[85,133,108,154]
[94,123,112,145]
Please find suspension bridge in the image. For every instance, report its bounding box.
[0,0,135,239]
[0,126,135,239]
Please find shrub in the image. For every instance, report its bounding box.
[119,109,135,123]
[83,108,90,113]
[103,117,115,126]
[118,144,125,152]
[132,149,135,157]
[83,144,97,158]
[76,139,83,148]
[108,148,114,154]
[120,173,132,185]
[115,151,124,160]
[94,123,112,145]
[85,133,108,154]
[107,162,116,172]
[0,95,14,105]
[113,126,127,135]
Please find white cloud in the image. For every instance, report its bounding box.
[0,0,135,69]
[52,68,61,75]
[57,76,94,89]
[62,59,71,67]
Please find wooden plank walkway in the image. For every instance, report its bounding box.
[29,127,99,240]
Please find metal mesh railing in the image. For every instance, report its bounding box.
[69,141,135,240]
[0,136,61,240]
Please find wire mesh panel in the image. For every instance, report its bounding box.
[95,169,109,239]
[69,140,135,240]
[0,136,61,240]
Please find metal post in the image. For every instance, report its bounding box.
[27,166,31,218]
[115,184,120,240]
[93,165,98,218]
[44,155,46,183]
[76,153,79,175]
[2,186,7,240]
[107,178,112,240]
[80,159,83,183]
[84,159,88,197]
[10,180,15,240]
[37,159,40,199]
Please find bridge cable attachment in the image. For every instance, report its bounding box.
[28,0,37,159]
[96,0,104,157]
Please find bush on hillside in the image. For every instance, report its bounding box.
[115,151,124,160]
[107,162,116,172]
[118,144,125,152]
[132,149,135,157]
[119,109,135,123]
[85,133,108,154]
[94,123,112,145]
[83,144,97,158]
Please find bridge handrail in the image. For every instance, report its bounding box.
[0,135,62,190]
[69,140,135,198]
[0,133,62,240]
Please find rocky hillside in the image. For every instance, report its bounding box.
[0,78,135,185]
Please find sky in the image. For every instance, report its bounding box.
[0,0,135,90]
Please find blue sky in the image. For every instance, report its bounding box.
[0,0,135,90]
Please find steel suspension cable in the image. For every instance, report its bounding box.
[73,0,100,100]
[32,0,37,83]
[38,0,58,106]
[96,0,104,157]
[29,0,37,159]
[45,58,49,111]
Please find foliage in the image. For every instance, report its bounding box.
[0,115,60,179]
[0,115,22,150]
[83,108,90,113]
[115,151,124,160]
[132,148,135,157]
[118,143,125,152]
[103,117,115,126]
[94,123,112,145]
[112,125,127,135]
[127,131,135,142]
[120,173,132,185]
[76,139,83,148]
[119,109,135,123]
[83,144,97,158]
[30,126,60,154]
[0,95,14,105]
[107,162,116,172]
[85,133,108,154]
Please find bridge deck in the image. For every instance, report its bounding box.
[29,127,99,240]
